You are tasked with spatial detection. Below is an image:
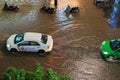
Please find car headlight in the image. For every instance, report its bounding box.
[103,52,109,55]
[7,44,10,48]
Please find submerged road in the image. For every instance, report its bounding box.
[0,0,120,80]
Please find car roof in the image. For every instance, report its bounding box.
[24,32,42,42]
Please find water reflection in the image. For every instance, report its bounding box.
[108,0,119,27]
[108,14,118,27]
[56,9,68,22]
[22,10,38,21]
[55,9,74,30]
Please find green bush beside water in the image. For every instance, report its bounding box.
[2,64,70,80]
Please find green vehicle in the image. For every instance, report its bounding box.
[100,39,120,62]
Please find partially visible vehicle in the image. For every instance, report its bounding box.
[94,0,105,7]
[40,6,56,14]
[3,2,19,11]
[70,7,80,13]
[64,5,80,13]
[100,39,120,62]
[40,0,56,14]
[6,32,53,56]
[94,0,112,8]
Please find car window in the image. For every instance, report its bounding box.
[30,41,39,46]
[18,41,29,46]
[14,34,24,44]
[41,34,48,44]
[110,39,120,51]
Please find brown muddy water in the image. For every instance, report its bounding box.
[0,0,120,80]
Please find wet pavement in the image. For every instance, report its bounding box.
[0,0,120,80]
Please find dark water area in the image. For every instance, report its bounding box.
[0,0,120,80]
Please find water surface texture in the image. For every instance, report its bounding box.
[0,0,120,80]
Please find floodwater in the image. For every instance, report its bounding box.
[0,0,120,80]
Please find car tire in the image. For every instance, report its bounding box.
[10,49,17,54]
[105,56,117,62]
[38,50,46,56]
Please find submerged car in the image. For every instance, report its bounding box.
[70,7,80,13]
[3,2,19,11]
[40,0,56,14]
[6,32,53,56]
[40,6,56,14]
[64,5,80,13]
[94,0,112,8]
[94,0,105,7]
[100,39,120,62]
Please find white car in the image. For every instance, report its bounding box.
[6,32,53,56]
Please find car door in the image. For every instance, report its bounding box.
[29,41,40,52]
[115,49,120,59]
[17,41,30,52]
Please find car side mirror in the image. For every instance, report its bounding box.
[18,44,21,46]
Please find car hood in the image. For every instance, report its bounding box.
[7,34,17,45]
[100,40,113,53]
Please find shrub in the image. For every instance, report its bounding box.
[2,64,70,80]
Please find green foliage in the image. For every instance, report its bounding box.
[60,76,70,80]
[3,73,12,80]
[34,63,44,80]
[25,72,36,80]
[2,64,70,80]
[3,67,25,80]
[25,64,44,80]
[46,68,60,80]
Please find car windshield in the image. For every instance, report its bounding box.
[41,34,48,44]
[110,39,120,51]
[14,34,24,44]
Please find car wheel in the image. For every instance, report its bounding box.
[38,50,46,56]
[105,56,117,62]
[10,49,17,54]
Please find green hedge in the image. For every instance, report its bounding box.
[2,64,70,80]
